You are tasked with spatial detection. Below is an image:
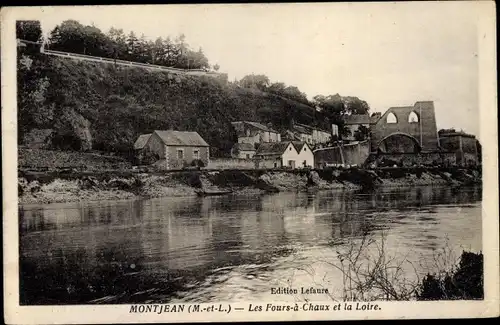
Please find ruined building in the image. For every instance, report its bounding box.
[370,101,440,154]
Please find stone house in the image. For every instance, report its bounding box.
[231,121,281,146]
[439,130,479,166]
[291,122,331,145]
[343,115,372,141]
[254,141,312,169]
[289,124,314,144]
[134,130,209,169]
[231,142,256,159]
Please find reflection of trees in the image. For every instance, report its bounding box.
[19,185,482,304]
[20,207,146,304]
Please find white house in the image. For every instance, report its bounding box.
[254,141,312,169]
[292,141,314,168]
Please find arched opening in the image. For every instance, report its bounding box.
[408,111,419,123]
[386,112,398,124]
[377,132,421,153]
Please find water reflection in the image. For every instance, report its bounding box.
[19,185,482,304]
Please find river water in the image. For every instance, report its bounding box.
[19,185,482,305]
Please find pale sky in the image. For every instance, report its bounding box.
[14,3,486,137]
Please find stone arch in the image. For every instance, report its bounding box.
[386,112,398,124]
[377,132,422,153]
[408,111,419,123]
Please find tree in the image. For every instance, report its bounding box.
[82,24,109,57]
[16,20,43,42]
[161,37,177,66]
[239,74,270,90]
[268,82,286,94]
[213,63,220,71]
[107,27,128,59]
[49,20,87,53]
[343,96,370,115]
[126,31,140,61]
[192,47,209,69]
[282,86,308,103]
[353,124,370,141]
[313,94,347,139]
[137,34,151,63]
[151,37,165,65]
[17,52,53,141]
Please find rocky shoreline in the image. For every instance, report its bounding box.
[18,167,482,205]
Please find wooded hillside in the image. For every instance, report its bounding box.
[18,51,325,158]
[17,19,372,159]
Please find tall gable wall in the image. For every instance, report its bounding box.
[370,101,439,152]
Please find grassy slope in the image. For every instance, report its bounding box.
[21,54,319,157]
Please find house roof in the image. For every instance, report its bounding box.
[154,130,209,147]
[293,124,313,135]
[255,141,292,156]
[292,141,308,152]
[233,121,279,133]
[295,123,330,134]
[439,131,476,139]
[343,114,372,125]
[282,130,302,141]
[134,134,152,150]
[233,142,255,151]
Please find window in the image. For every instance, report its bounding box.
[246,154,250,159]
[289,147,292,151]
[193,149,199,159]
[408,111,419,123]
[386,112,397,124]
[303,147,307,152]
[177,149,184,159]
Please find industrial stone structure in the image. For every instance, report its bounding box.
[439,130,479,166]
[369,101,440,154]
[313,100,480,168]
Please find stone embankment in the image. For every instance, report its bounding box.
[18,167,482,205]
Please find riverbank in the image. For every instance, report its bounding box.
[18,167,481,205]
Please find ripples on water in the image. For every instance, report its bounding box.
[19,185,482,304]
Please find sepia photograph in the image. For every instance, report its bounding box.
[2,2,498,323]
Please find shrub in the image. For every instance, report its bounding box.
[191,159,205,168]
[417,251,483,300]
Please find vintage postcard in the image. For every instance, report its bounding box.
[2,2,499,324]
